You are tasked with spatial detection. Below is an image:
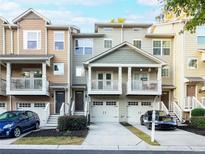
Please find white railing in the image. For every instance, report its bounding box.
[11,77,43,90]
[131,80,159,92]
[91,80,118,91]
[173,101,183,122]
[71,100,75,115]
[60,102,65,116]
[159,101,169,114]
[184,96,205,110]
[44,103,50,125]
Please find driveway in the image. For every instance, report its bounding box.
[132,124,205,146]
[83,123,145,146]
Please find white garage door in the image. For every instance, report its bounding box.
[127,101,153,123]
[91,101,119,122]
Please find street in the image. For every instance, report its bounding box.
[0,150,204,154]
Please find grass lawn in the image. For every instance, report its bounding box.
[15,136,85,145]
[120,122,160,146]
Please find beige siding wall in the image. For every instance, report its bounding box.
[0,19,3,54]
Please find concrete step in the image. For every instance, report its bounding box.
[74,112,85,116]
[46,114,60,127]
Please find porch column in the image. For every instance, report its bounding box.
[128,67,132,93]
[157,67,162,95]
[42,62,47,93]
[6,63,11,93]
[88,66,91,93]
[118,67,122,93]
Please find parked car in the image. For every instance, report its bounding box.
[0,111,40,138]
[140,110,177,130]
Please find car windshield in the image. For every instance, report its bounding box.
[0,112,19,120]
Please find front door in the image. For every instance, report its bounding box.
[161,91,169,109]
[75,91,84,112]
[55,91,65,114]
[187,85,196,97]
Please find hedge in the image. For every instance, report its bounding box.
[191,108,205,117]
[191,116,205,129]
[58,115,87,132]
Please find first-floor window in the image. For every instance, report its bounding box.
[162,67,169,77]
[104,39,112,48]
[53,63,64,75]
[133,40,142,49]
[76,66,85,77]
[188,58,198,69]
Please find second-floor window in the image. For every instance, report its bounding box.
[75,39,93,55]
[188,58,198,69]
[133,40,142,49]
[54,32,64,50]
[104,39,112,48]
[153,40,171,56]
[53,63,64,75]
[196,26,205,44]
[24,30,41,50]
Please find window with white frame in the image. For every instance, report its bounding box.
[162,66,169,77]
[34,103,46,108]
[153,40,171,56]
[133,40,142,49]
[196,26,205,44]
[76,66,85,77]
[24,30,41,50]
[53,63,64,75]
[97,72,112,90]
[18,103,31,108]
[188,58,198,69]
[75,39,93,55]
[0,103,5,108]
[54,31,64,50]
[104,39,112,48]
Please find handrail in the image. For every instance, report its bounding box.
[173,101,183,122]
[159,101,169,114]
[44,103,50,124]
[192,96,205,109]
[60,102,65,116]
[184,96,205,110]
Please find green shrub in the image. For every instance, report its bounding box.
[191,116,205,129]
[191,108,205,117]
[58,115,87,132]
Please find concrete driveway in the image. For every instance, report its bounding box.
[83,123,146,146]
[132,124,205,146]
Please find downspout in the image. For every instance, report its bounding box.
[9,25,14,54]
[2,26,5,54]
[68,26,72,115]
[17,22,20,55]
[45,23,48,54]
[121,24,124,43]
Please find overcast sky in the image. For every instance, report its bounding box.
[0,0,161,32]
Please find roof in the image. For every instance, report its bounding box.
[145,33,175,38]
[50,83,69,89]
[185,77,205,82]
[84,41,167,66]
[0,16,9,24]
[46,24,80,31]
[12,8,51,24]
[95,22,152,32]
[71,84,87,89]
[72,33,105,38]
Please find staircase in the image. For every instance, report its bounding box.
[45,115,60,127]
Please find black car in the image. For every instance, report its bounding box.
[0,111,40,138]
[140,110,177,130]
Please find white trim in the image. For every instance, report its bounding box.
[45,26,48,54]
[187,57,198,69]
[13,8,51,24]
[89,63,162,67]
[53,62,65,75]
[54,31,65,51]
[23,30,41,50]
[74,38,93,55]
[10,30,13,54]
[152,39,171,56]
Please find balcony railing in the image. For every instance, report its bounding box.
[11,77,43,91]
[131,80,159,91]
[91,80,118,91]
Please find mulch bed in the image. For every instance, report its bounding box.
[25,129,88,137]
[178,126,205,136]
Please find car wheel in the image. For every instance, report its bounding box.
[13,127,21,138]
[35,122,40,130]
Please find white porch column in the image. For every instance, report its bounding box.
[6,63,11,93]
[118,67,122,93]
[88,66,91,93]
[128,67,132,93]
[42,62,47,93]
[157,67,162,95]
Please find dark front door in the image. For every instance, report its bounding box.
[187,85,196,97]
[55,91,65,114]
[161,91,169,109]
[75,91,84,112]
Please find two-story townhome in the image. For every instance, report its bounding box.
[70,23,175,123]
[0,9,79,126]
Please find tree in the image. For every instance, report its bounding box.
[163,0,205,32]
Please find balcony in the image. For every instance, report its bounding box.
[127,80,161,95]
[7,77,49,95]
[0,79,6,95]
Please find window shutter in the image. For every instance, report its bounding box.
[23,31,27,49]
[37,31,41,49]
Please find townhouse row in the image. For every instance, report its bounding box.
[0,9,205,126]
